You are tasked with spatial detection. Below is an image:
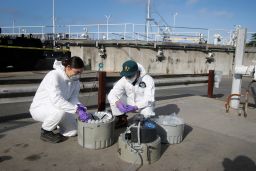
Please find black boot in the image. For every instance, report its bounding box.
[115,114,128,129]
[40,128,66,143]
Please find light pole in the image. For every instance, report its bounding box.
[105,15,111,40]
[173,12,178,32]
[52,0,55,46]
[12,19,15,34]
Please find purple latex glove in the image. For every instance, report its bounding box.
[77,104,87,111]
[116,101,128,113]
[77,105,89,122]
[125,105,138,113]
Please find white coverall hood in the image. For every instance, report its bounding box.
[52,59,73,81]
[137,63,146,77]
[53,59,65,71]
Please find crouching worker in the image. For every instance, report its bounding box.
[30,56,89,143]
[107,60,155,128]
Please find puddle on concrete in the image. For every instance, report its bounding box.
[24,152,47,161]
[0,134,5,139]
[3,148,11,153]
[22,144,29,148]
[25,154,41,161]
[0,155,13,162]
[14,143,22,147]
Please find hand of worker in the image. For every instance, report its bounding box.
[125,105,138,113]
[76,104,89,122]
[116,101,128,113]
[77,104,87,111]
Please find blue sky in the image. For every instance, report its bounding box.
[0,0,255,32]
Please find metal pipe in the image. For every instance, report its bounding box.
[230,28,247,109]
[97,24,100,40]
[105,15,111,40]
[68,25,70,40]
[208,70,214,98]
[52,0,55,46]
[98,71,106,111]
[207,29,210,43]
[133,24,135,40]
[124,23,126,40]
[137,121,141,145]
[145,0,151,42]
[225,93,241,113]
[173,12,178,31]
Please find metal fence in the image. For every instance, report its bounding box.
[0,23,255,45]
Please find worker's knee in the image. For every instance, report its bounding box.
[140,107,155,118]
[109,104,124,116]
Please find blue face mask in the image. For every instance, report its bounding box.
[70,74,80,81]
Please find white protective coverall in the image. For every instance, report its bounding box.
[29,60,80,137]
[107,63,155,118]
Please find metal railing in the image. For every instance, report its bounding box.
[0,23,255,45]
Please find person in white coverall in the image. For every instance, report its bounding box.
[30,56,89,143]
[108,60,155,128]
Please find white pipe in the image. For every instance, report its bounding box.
[137,121,141,145]
[52,0,55,46]
[230,28,247,109]
[146,0,151,41]
[173,12,178,28]
[235,65,255,75]
[105,15,111,40]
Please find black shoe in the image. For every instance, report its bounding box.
[40,128,66,143]
[115,115,128,129]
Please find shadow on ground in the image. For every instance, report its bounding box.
[113,127,126,143]
[0,134,6,139]
[223,155,256,171]
[213,94,225,98]
[0,119,36,134]
[183,124,193,140]
[201,94,225,99]
[0,113,31,123]
[154,104,180,116]
[0,156,13,163]
[156,94,194,101]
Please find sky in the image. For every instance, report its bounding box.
[0,0,255,33]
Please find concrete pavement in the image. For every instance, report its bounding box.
[1,95,256,171]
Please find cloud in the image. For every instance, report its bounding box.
[186,0,199,5]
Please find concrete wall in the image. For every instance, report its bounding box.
[244,47,256,66]
[96,47,233,75]
[67,41,256,76]
[70,46,95,70]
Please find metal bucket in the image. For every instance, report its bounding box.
[154,115,184,144]
[157,122,184,144]
[77,111,115,149]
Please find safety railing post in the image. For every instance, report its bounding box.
[208,70,214,98]
[98,71,106,111]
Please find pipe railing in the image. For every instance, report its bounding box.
[1,23,247,44]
